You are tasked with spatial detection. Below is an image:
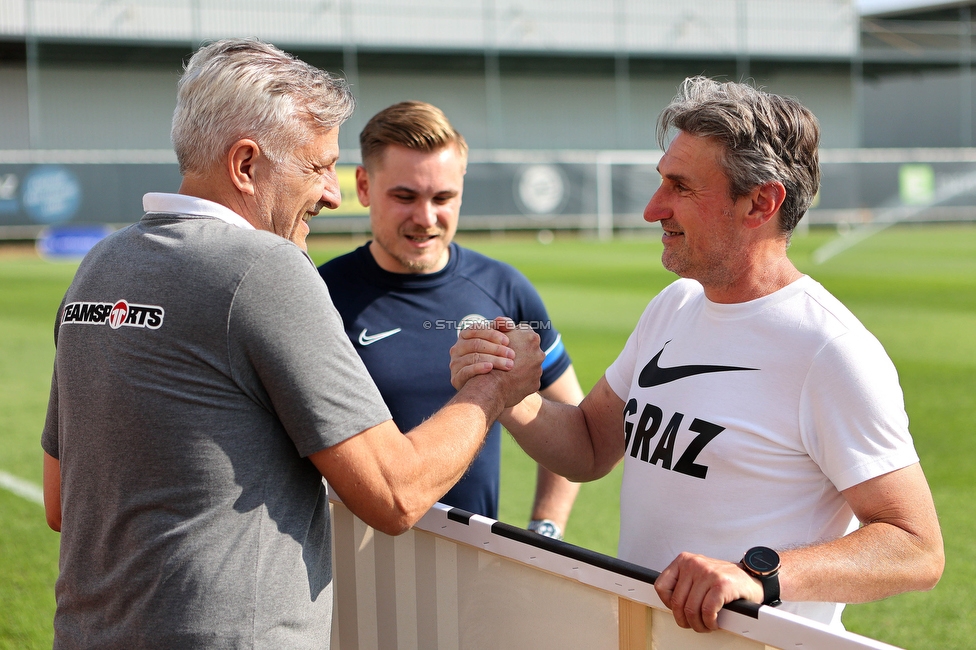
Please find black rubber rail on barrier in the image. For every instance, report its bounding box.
[445,507,761,620]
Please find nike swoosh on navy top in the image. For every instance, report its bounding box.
[358,327,402,346]
[638,341,757,387]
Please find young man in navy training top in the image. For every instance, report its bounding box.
[319,101,584,538]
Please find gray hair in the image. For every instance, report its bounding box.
[172,38,355,175]
[657,76,820,235]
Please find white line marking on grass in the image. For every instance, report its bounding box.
[812,222,893,264]
[0,470,44,506]
[813,167,976,264]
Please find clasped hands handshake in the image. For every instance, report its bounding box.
[449,316,543,409]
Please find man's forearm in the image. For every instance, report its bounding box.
[529,466,580,531]
[316,373,518,536]
[503,376,626,483]
[500,394,594,481]
[396,376,508,507]
[654,462,944,633]
[528,367,585,530]
[500,390,623,483]
[780,519,944,603]
[782,463,943,603]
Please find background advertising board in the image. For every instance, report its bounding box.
[3,153,976,238]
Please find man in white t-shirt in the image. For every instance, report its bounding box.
[449,76,944,632]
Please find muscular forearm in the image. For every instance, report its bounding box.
[316,374,508,535]
[784,463,943,603]
[780,518,944,603]
[656,463,944,633]
[322,327,546,535]
[657,521,944,634]
[500,394,587,480]
[386,379,508,524]
[501,390,621,483]
[450,328,623,483]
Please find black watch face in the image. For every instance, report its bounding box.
[744,547,780,576]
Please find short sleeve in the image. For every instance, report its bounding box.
[605,326,642,401]
[799,329,919,491]
[228,245,391,457]
[41,364,60,458]
[41,297,67,459]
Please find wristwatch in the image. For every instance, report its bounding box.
[527,519,563,541]
[740,546,782,607]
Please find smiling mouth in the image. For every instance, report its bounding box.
[304,202,328,222]
[660,220,683,237]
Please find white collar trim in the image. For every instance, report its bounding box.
[142,192,255,230]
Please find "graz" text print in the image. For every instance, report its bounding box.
[623,399,723,479]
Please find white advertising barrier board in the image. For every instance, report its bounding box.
[329,497,901,650]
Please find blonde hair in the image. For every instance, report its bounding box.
[359,101,467,170]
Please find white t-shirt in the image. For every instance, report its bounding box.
[605,277,919,626]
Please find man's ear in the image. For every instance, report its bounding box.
[228,139,261,197]
[355,165,371,207]
[744,181,787,230]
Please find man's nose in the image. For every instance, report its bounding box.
[413,201,437,227]
[321,175,341,210]
[643,187,668,223]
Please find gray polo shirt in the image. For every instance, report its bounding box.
[42,194,390,648]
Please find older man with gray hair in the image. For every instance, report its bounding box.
[451,76,944,632]
[42,38,541,648]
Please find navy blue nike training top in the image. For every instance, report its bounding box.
[318,242,571,518]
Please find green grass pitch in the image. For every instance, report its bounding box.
[1,224,974,649]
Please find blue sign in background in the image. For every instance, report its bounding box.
[21,166,83,224]
[36,224,114,260]
[0,163,182,231]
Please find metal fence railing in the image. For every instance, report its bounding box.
[4,148,976,242]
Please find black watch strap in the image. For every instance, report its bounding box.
[741,546,782,607]
[756,571,781,607]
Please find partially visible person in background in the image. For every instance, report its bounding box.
[319,101,583,538]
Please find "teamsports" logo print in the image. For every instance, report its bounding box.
[61,300,164,330]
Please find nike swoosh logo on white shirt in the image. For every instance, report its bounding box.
[358,328,402,346]
[638,341,756,387]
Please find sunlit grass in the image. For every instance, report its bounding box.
[2,224,973,649]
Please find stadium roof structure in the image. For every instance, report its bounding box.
[858,0,976,64]
[859,0,976,17]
